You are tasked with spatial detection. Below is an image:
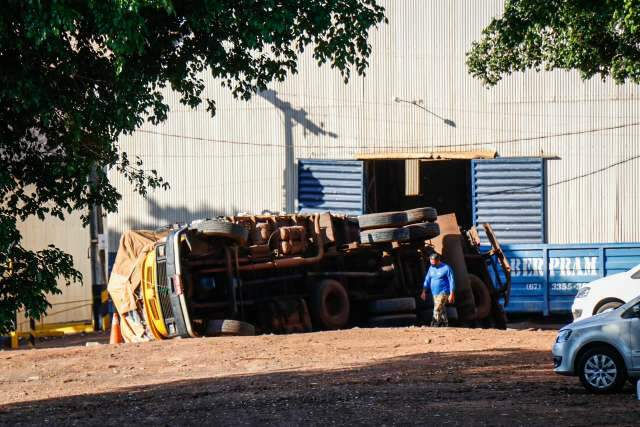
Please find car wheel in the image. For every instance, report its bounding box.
[578,347,627,393]
[595,301,624,315]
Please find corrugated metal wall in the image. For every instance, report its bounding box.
[107,0,640,248]
[472,158,545,244]
[16,213,92,331]
[298,160,365,215]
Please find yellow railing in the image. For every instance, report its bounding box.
[9,321,95,349]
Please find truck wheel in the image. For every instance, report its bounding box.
[205,319,256,337]
[491,303,508,330]
[578,347,627,393]
[446,306,459,321]
[358,212,408,230]
[468,274,491,320]
[360,227,410,244]
[404,222,440,240]
[195,220,249,245]
[310,279,350,330]
[368,314,417,328]
[405,207,437,223]
[368,297,416,315]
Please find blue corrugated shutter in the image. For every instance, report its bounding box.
[298,159,364,215]
[472,158,545,244]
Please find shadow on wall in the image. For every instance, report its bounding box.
[258,89,339,139]
[123,198,233,232]
[258,89,338,214]
[109,198,238,253]
[2,347,631,425]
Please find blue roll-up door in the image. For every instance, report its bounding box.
[298,159,364,215]
[472,157,545,244]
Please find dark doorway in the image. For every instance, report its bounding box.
[365,159,472,230]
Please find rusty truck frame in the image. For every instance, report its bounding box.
[111,207,511,341]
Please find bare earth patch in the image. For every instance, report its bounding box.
[1,327,638,426]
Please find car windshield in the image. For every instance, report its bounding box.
[618,294,640,311]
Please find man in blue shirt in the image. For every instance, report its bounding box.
[420,253,456,327]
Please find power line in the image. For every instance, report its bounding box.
[482,153,640,196]
[446,122,640,148]
[548,154,640,188]
[269,92,640,120]
[137,121,640,151]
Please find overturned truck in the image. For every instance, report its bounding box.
[107,207,511,342]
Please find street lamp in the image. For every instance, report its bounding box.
[393,96,456,127]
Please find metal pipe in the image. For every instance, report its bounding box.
[242,274,306,286]
[307,271,383,278]
[224,246,238,317]
[192,215,325,275]
[237,214,325,272]
[173,225,197,338]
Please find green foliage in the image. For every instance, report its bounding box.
[0,213,81,335]
[0,0,386,333]
[467,0,640,86]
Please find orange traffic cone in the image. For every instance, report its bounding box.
[109,312,124,344]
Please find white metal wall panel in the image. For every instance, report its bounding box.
[107,0,640,248]
[16,213,92,330]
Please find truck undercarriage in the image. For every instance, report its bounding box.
[107,208,511,342]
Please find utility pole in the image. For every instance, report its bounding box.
[88,166,108,331]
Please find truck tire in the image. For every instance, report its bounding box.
[195,220,249,245]
[578,346,627,393]
[310,279,350,330]
[358,212,408,230]
[406,207,437,223]
[404,222,440,240]
[368,314,417,328]
[360,227,410,244]
[491,301,508,330]
[446,306,459,321]
[493,303,508,331]
[205,319,255,337]
[468,274,491,320]
[368,297,416,315]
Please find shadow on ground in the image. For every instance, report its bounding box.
[1,348,638,426]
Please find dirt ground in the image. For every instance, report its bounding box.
[1,327,639,426]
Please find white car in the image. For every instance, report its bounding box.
[572,264,640,322]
